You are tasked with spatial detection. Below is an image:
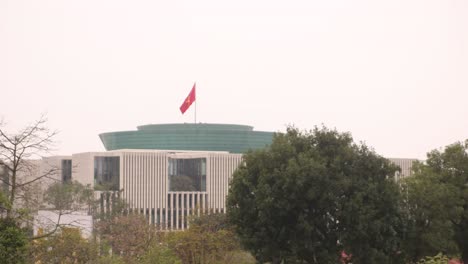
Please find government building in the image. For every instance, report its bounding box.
[11,123,417,231]
[50,123,274,230]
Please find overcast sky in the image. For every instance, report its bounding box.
[1,0,467,159]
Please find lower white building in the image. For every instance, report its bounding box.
[69,149,242,230]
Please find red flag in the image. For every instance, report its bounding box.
[180,83,196,114]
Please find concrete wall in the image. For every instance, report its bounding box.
[34,210,93,239]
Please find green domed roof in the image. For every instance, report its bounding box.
[99,123,274,154]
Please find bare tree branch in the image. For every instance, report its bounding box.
[0,116,94,242]
[16,167,61,188]
[0,115,59,220]
[30,211,63,240]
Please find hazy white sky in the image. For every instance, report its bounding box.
[1,0,467,159]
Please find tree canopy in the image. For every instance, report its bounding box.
[31,227,99,264]
[0,217,28,264]
[44,181,94,212]
[402,140,468,262]
[227,126,404,263]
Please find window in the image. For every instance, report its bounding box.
[168,158,206,192]
[61,159,72,183]
[94,157,120,190]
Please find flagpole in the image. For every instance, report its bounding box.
[194,82,197,123]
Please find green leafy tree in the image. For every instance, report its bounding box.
[0,217,28,264]
[93,190,128,222]
[140,242,181,264]
[415,253,450,264]
[167,213,243,264]
[0,190,10,214]
[338,145,405,263]
[227,127,404,263]
[44,181,94,212]
[402,140,468,262]
[29,181,96,240]
[32,227,99,264]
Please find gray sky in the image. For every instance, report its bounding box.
[1,0,467,159]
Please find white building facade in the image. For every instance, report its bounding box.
[389,158,418,181]
[67,150,242,230]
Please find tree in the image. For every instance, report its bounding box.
[43,181,94,212]
[415,253,452,264]
[0,217,28,264]
[0,189,10,214]
[140,242,181,264]
[31,181,95,239]
[170,175,197,191]
[31,227,99,264]
[402,140,468,262]
[96,214,159,262]
[0,115,58,218]
[227,127,404,263]
[167,213,242,264]
[338,143,404,263]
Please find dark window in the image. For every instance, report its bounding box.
[168,158,206,192]
[61,159,72,183]
[94,156,120,190]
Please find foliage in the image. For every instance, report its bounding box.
[96,214,158,262]
[167,213,243,264]
[227,126,404,263]
[32,227,98,264]
[44,181,95,212]
[94,182,119,191]
[189,212,231,233]
[170,175,197,191]
[140,242,182,264]
[96,212,245,264]
[93,191,128,221]
[25,181,96,240]
[226,250,256,264]
[0,189,10,213]
[95,255,126,264]
[415,253,450,264]
[0,217,28,264]
[402,140,468,262]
